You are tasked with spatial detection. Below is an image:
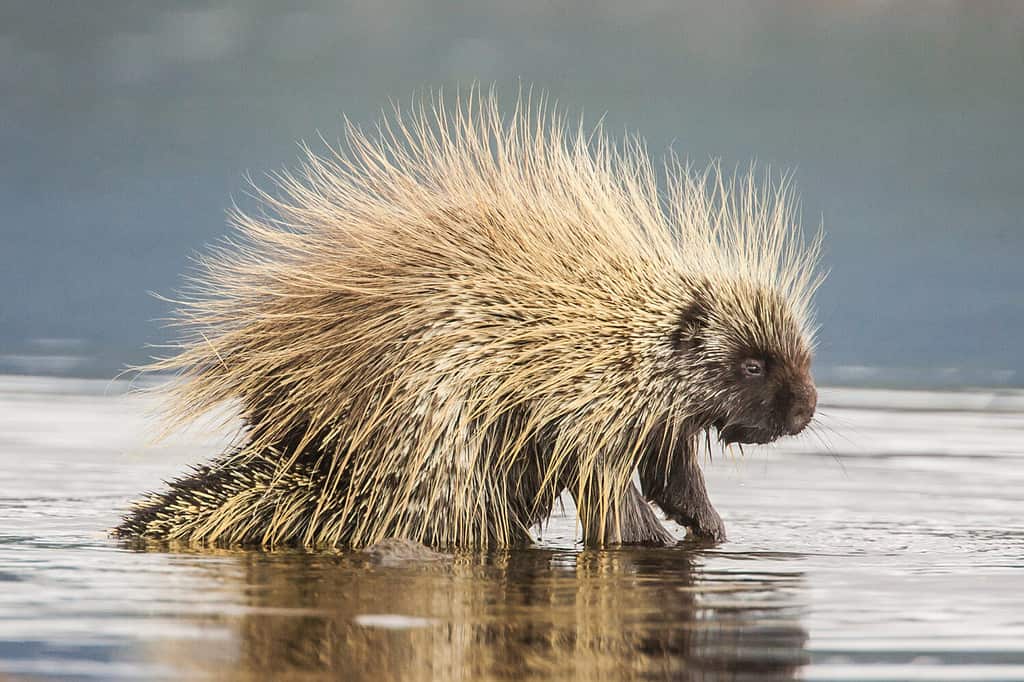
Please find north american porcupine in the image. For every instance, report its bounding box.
[116,91,822,550]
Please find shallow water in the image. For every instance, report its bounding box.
[1,377,1022,681]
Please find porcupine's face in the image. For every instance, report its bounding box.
[673,281,817,445]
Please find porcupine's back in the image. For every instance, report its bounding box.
[121,89,818,549]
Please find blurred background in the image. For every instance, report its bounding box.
[2,1,1022,387]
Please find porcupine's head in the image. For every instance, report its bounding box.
[662,171,822,447]
[671,279,817,445]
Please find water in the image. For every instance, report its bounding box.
[1,377,1022,680]
[3,3,1024,381]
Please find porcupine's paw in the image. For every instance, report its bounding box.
[619,483,678,546]
[644,519,679,547]
[666,504,727,544]
[614,510,678,547]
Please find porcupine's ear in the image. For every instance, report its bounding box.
[670,290,710,352]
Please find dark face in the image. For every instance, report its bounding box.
[712,351,817,445]
[673,282,818,445]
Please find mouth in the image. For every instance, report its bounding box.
[713,420,778,445]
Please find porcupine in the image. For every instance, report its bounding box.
[115,91,822,550]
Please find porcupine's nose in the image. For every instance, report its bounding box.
[786,384,817,435]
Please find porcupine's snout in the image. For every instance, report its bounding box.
[786,382,817,436]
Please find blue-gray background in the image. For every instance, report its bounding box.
[2,2,1021,387]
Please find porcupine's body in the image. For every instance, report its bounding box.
[116,92,822,550]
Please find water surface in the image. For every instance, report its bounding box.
[1,377,1022,680]
[3,3,1024,381]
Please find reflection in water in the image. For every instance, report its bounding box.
[165,547,807,681]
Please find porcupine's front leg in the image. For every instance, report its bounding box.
[638,440,726,543]
[614,481,677,545]
[568,478,675,547]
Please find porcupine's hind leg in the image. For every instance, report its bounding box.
[638,438,726,542]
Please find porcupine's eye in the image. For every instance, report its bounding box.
[740,358,765,378]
